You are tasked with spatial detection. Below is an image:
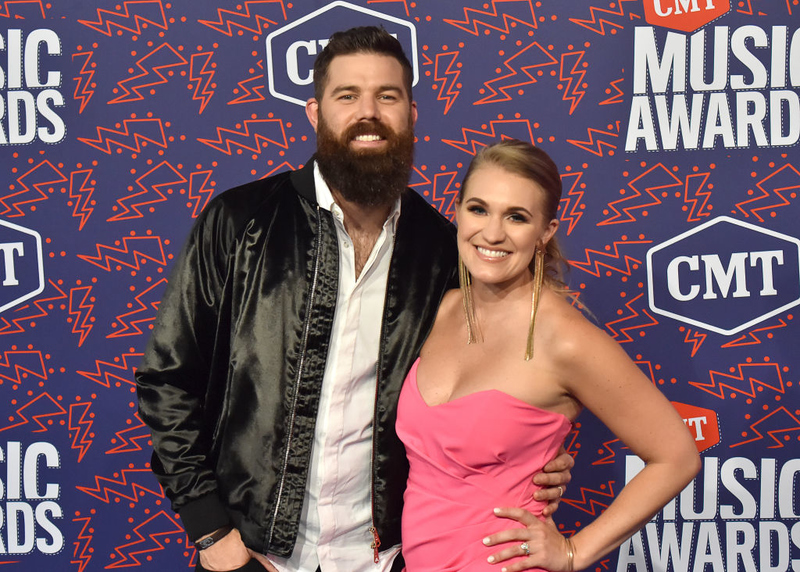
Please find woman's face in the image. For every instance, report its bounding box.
[456,164,558,290]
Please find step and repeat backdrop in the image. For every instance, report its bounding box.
[1,1,799,570]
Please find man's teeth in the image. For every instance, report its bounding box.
[354,134,383,141]
[477,247,509,258]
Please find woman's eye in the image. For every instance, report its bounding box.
[509,214,528,223]
[467,206,486,214]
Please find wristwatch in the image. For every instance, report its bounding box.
[195,525,233,551]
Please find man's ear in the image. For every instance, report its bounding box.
[411,100,418,126]
[306,98,319,131]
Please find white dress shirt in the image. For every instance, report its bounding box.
[268,164,402,572]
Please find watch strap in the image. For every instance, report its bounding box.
[194,525,233,551]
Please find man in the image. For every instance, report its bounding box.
[136,26,572,572]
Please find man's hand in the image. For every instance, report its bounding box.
[197,528,274,571]
[532,446,574,517]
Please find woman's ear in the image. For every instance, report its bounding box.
[541,218,559,245]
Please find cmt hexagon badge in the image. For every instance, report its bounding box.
[646,216,800,335]
[642,0,731,32]
[265,1,418,107]
[0,219,45,314]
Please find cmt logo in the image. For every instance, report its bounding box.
[642,0,730,32]
[672,402,719,454]
[265,1,418,107]
[0,219,44,314]
[646,216,800,335]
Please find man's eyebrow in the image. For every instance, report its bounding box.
[329,84,359,96]
[328,84,405,96]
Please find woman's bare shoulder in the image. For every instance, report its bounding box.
[540,290,610,361]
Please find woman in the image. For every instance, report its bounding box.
[396,140,700,571]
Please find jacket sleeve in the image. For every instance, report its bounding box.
[135,195,240,541]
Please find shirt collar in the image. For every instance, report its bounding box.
[313,162,402,232]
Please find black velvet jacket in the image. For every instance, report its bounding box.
[135,161,457,561]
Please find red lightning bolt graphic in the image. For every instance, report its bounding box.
[2,160,67,217]
[0,0,45,18]
[189,51,215,113]
[599,163,680,225]
[77,349,142,388]
[605,293,659,343]
[68,285,95,347]
[569,0,640,35]
[560,481,617,515]
[107,161,185,221]
[683,171,712,222]
[0,393,66,433]
[68,401,94,462]
[689,362,785,400]
[229,73,267,105]
[69,169,95,230]
[721,318,789,348]
[71,515,93,571]
[566,123,620,157]
[591,438,629,465]
[433,51,461,115]
[106,511,184,568]
[569,238,651,278]
[558,172,585,235]
[682,328,707,357]
[413,171,459,222]
[0,350,47,385]
[72,51,95,113]
[476,41,557,105]
[367,0,411,16]
[199,118,288,155]
[735,163,800,222]
[198,1,286,36]
[559,50,587,114]
[732,407,800,448]
[77,468,164,504]
[77,1,167,37]
[107,412,152,454]
[188,170,215,217]
[445,0,537,35]
[600,76,625,105]
[443,119,535,155]
[0,279,67,336]
[108,43,187,104]
[78,117,167,155]
[79,236,167,272]
[108,279,166,338]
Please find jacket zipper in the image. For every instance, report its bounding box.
[267,207,323,549]
[369,230,397,564]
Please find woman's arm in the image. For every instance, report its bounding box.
[484,310,700,571]
[558,317,701,569]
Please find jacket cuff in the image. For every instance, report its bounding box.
[179,493,231,542]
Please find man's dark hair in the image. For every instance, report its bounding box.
[313,26,413,101]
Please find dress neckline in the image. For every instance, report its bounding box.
[409,357,572,424]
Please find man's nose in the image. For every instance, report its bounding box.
[356,97,380,121]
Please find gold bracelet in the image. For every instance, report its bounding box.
[565,536,575,571]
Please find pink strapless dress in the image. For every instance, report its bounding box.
[397,358,572,572]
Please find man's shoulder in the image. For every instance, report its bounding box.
[400,188,456,238]
[202,163,314,226]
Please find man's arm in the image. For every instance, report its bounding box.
[135,198,235,543]
[533,446,574,517]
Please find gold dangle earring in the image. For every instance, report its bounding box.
[459,255,479,344]
[525,246,546,361]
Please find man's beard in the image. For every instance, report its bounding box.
[314,113,415,208]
